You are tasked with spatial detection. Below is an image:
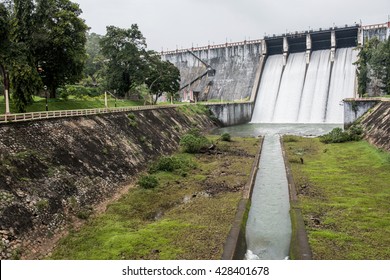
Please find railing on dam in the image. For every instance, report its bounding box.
[161,39,263,55]
[0,101,252,124]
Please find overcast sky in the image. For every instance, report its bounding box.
[72,0,390,51]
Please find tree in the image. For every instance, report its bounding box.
[83,32,105,87]
[371,39,390,94]
[144,51,180,104]
[0,2,11,101]
[7,0,41,112]
[100,24,147,97]
[33,0,88,98]
[1,0,88,112]
[355,37,389,96]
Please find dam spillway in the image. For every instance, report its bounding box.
[251,47,358,124]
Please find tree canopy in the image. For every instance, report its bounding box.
[0,0,87,111]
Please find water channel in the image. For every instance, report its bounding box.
[213,123,342,259]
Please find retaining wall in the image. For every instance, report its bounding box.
[0,108,217,259]
[207,102,253,126]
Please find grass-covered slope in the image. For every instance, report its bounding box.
[283,136,390,259]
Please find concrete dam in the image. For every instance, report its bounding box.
[163,25,360,124]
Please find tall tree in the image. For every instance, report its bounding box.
[34,0,88,98]
[83,32,105,87]
[100,24,147,97]
[8,0,42,112]
[144,51,180,104]
[0,2,11,100]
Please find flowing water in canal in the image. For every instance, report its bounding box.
[214,123,341,259]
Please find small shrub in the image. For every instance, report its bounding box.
[149,155,196,173]
[180,133,210,153]
[127,113,136,120]
[320,126,363,144]
[138,175,159,189]
[284,135,299,142]
[348,124,363,141]
[220,132,231,142]
[36,199,49,212]
[320,128,350,143]
[77,210,91,220]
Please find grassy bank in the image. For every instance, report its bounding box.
[283,136,390,259]
[0,96,143,114]
[49,136,260,260]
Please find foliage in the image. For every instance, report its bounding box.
[100,25,147,97]
[355,38,390,96]
[220,132,231,142]
[179,131,210,154]
[138,174,159,189]
[10,62,42,112]
[144,51,180,104]
[149,155,195,174]
[58,85,101,100]
[0,0,88,112]
[319,126,363,144]
[33,0,88,98]
[82,33,105,87]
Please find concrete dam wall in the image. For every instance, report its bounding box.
[0,108,216,259]
[162,41,263,102]
[165,25,361,124]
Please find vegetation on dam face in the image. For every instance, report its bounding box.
[283,136,390,259]
[49,136,260,260]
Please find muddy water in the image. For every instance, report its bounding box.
[213,123,340,259]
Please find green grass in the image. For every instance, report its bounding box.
[283,137,390,259]
[0,95,143,114]
[49,136,260,260]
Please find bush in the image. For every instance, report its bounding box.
[320,126,363,144]
[180,133,210,153]
[320,128,350,143]
[149,155,196,173]
[348,124,363,141]
[220,132,231,142]
[138,175,159,189]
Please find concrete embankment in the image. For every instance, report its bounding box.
[0,108,217,259]
[280,138,312,260]
[360,101,390,152]
[221,138,263,260]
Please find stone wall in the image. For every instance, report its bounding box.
[0,108,217,259]
[360,101,390,152]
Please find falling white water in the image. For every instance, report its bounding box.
[297,50,332,123]
[272,53,307,123]
[251,47,357,124]
[325,48,358,123]
[251,55,284,123]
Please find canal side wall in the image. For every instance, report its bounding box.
[343,99,380,129]
[207,102,253,126]
[280,138,313,260]
[221,137,263,260]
